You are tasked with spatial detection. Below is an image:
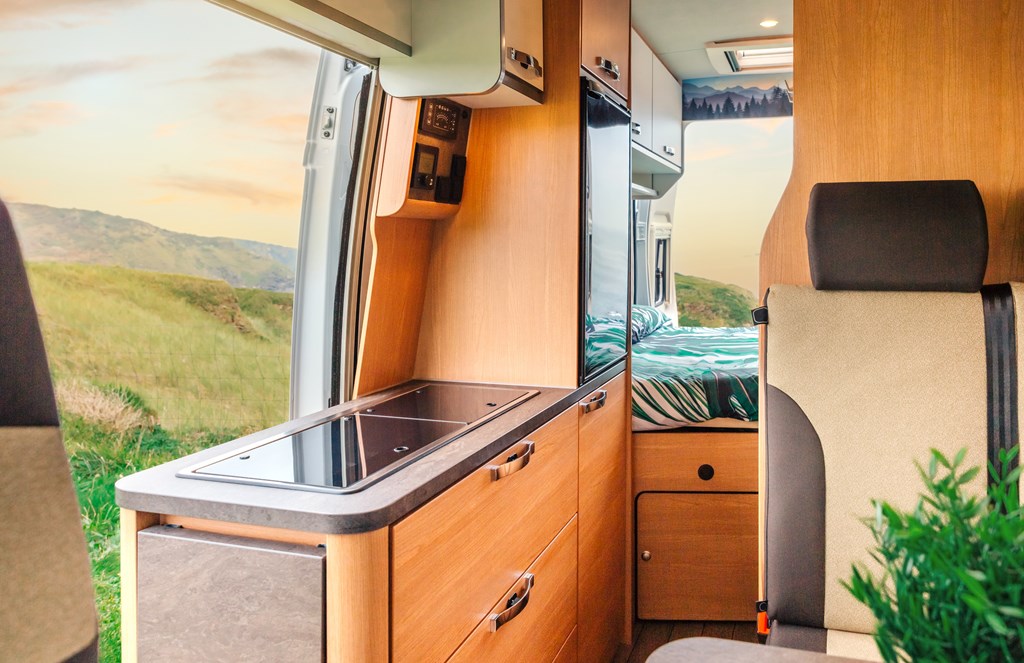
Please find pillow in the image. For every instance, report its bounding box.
[631,305,672,343]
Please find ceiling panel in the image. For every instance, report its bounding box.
[632,0,793,80]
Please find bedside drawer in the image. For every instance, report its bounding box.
[392,407,579,663]
[633,431,757,493]
[447,517,577,663]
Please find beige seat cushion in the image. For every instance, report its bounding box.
[827,629,882,661]
[0,427,97,662]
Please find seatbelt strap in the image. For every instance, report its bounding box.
[981,284,1019,486]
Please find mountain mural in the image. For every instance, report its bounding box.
[7,202,297,292]
[682,74,793,121]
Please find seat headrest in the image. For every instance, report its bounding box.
[0,199,59,426]
[806,180,987,292]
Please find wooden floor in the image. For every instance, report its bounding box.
[616,621,760,663]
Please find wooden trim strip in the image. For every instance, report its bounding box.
[160,514,326,547]
[120,508,160,663]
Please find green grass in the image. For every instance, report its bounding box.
[27,262,293,431]
[23,262,294,661]
[674,273,757,327]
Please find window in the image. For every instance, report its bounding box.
[653,237,669,306]
[0,2,370,656]
[672,117,793,327]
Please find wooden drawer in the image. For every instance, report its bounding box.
[553,627,577,663]
[636,493,757,621]
[447,517,578,663]
[633,431,757,494]
[392,407,579,663]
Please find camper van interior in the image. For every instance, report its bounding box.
[3,0,1024,662]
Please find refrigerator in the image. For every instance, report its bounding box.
[579,77,632,384]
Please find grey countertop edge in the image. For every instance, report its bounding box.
[115,362,624,535]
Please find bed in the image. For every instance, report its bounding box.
[629,306,759,432]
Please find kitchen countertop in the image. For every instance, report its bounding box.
[115,364,623,534]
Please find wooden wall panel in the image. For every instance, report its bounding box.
[413,0,583,387]
[760,0,1024,290]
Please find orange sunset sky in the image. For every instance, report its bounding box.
[0,0,322,247]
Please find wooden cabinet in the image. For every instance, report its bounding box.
[391,408,579,663]
[581,0,631,101]
[630,29,653,151]
[651,60,683,167]
[447,518,578,663]
[577,373,628,663]
[127,375,631,663]
[636,493,757,621]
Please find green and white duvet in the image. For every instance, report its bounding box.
[631,324,759,431]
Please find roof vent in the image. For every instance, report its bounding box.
[705,36,793,75]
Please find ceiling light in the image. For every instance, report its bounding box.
[760,19,779,28]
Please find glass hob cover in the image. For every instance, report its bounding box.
[183,384,535,493]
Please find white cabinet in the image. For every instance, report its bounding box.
[630,29,654,151]
[379,0,544,108]
[631,27,682,196]
[652,61,683,167]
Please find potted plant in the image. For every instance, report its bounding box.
[845,447,1023,662]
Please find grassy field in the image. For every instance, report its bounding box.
[674,273,757,327]
[26,262,294,661]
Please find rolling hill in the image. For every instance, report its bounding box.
[9,202,297,292]
[27,262,293,431]
[675,273,757,327]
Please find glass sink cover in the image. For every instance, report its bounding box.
[180,384,536,494]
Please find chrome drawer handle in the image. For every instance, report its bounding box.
[488,441,535,481]
[596,56,620,80]
[489,574,535,632]
[631,122,642,136]
[580,390,607,414]
[663,145,677,156]
[508,47,543,77]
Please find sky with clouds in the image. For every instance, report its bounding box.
[0,0,321,247]
[673,117,793,296]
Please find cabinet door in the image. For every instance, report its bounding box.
[577,373,628,663]
[651,58,682,166]
[636,493,758,620]
[581,0,631,101]
[504,0,545,92]
[630,29,653,150]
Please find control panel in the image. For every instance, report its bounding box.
[419,99,465,140]
[408,98,472,205]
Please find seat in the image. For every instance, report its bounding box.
[762,180,1019,659]
[0,199,98,662]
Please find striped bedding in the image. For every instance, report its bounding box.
[631,323,759,432]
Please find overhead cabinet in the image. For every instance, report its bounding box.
[630,29,653,151]
[651,59,683,167]
[379,0,545,108]
[581,0,631,101]
[630,29,682,197]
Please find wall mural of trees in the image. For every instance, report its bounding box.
[683,74,793,121]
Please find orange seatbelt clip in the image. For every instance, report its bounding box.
[756,600,770,637]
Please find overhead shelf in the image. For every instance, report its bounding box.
[632,142,683,200]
